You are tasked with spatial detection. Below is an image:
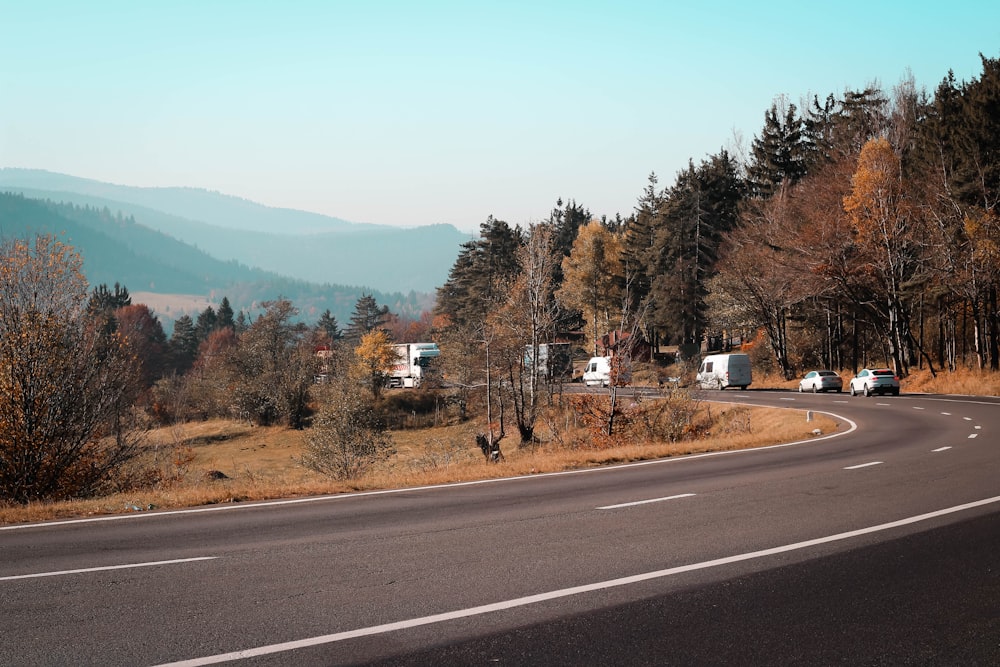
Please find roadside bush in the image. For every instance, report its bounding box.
[633,386,700,442]
[301,380,395,480]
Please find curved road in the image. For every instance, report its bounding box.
[1,390,998,665]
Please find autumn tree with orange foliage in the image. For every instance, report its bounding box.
[556,220,623,356]
[843,137,926,375]
[354,329,399,400]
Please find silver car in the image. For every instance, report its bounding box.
[849,368,900,397]
[798,370,843,393]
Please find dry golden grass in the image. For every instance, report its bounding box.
[0,402,840,526]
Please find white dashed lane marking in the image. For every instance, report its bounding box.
[844,461,884,470]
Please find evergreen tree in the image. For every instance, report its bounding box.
[316,309,342,343]
[746,99,807,198]
[194,306,217,344]
[647,151,743,346]
[169,314,199,374]
[87,282,132,316]
[216,297,235,330]
[234,311,249,335]
[435,216,523,329]
[831,87,890,157]
[344,294,390,346]
[623,174,663,324]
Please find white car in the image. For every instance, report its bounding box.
[849,368,900,397]
[798,370,843,393]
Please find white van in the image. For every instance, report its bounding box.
[582,356,611,387]
[697,353,752,390]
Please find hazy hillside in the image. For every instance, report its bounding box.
[0,169,469,293]
[0,193,433,327]
[0,168,364,234]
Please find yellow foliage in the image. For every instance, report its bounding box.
[843,137,902,243]
[354,329,398,398]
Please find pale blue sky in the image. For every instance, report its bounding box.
[2,1,998,232]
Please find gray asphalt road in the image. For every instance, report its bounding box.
[2,390,998,666]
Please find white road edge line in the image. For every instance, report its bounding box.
[598,493,696,510]
[0,557,217,582]
[844,461,883,470]
[154,496,1000,667]
[1,407,859,532]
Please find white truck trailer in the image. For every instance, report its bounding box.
[387,342,440,388]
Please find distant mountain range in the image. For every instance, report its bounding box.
[0,169,468,327]
[0,168,469,294]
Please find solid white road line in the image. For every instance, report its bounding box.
[844,461,884,470]
[597,493,696,510]
[0,557,217,582]
[154,496,1000,667]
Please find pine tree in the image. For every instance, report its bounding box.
[234,311,249,335]
[623,174,662,323]
[746,99,807,198]
[316,309,342,343]
[169,315,199,374]
[435,216,523,329]
[216,297,235,330]
[194,306,217,344]
[344,294,390,346]
[647,151,743,346]
[87,282,132,316]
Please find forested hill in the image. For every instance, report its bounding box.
[0,193,432,326]
[0,169,469,293]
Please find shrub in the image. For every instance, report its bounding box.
[302,381,395,480]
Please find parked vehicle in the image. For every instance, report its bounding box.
[799,370,843,393]
[848,368,900,396]
[696,353,752,390]
[582,356,611,387]
[387,342,440,388]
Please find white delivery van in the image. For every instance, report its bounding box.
[582,356,611,387]
[697,353,752,390]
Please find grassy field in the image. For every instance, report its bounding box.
[0,396,840,525]
[4,365,990,526]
